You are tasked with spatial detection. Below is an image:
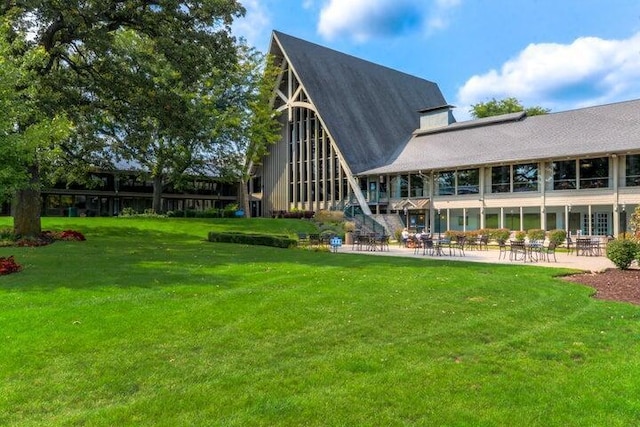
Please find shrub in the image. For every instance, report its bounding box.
[514,231,526,241]
[490,228,511,242]
[526,229,546,242]
[606,239,639,270]
[631,205,640,242]
[119,207,137,216]
[315,210,342,223]
[0,256,22,275]
[548,229,567,246]
[60,230,86,241]
[444,230,464,239]
[0,228,14,240]
[343,221,356,232]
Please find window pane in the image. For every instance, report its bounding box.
[390,176,401,198]
[491,166,510,193]
[626,154,640,186]
[410,174,424,197]
[457,168,479,194]
[400,174,409,198]
[579,157,609,189]
[513,163,538,192]
[553,160,576,190]
[437,171,455,195]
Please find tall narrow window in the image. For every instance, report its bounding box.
[457,169,479,194]
[410,174,424,197]
[437,171,455,195]
[579,157,609,189]
[400,174,409,198]
[513,163,538,192]
[553,160,576,190]
[626,154,640,186]
[491,166,510,193]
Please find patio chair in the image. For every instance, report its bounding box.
[412,236,423,255]
[309,233,321,247]
[509,240,526,261]
[422,236,434,255]
[478,235,489,251]
[451,236,466,256]
[297,232,309,247]
[565,236,575,254]
[379,234,390,251]
[497,239,508,260]
[541,241,557,262]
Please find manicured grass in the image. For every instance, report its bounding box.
[1,217,640,426]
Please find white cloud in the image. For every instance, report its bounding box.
[232,0,271,48]
[317,0,460,42]
[425,0,461,35]
[456,32,640,118]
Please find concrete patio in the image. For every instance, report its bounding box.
[341,243,616,272]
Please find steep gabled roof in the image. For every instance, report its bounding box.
[271,31,447,174]
[363,98,640,174]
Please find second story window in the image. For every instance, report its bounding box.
[553,160,576,190]
[579,157,609,189]
[513,163,538,192]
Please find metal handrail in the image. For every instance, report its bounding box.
[344,203,386,235]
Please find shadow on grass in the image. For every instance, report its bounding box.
[0,224,575,293]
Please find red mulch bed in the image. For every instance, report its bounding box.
[563,268,640,305]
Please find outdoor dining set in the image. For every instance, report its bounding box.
[351,231,391,252]
[405,234,478,257]
[402,233,607,263]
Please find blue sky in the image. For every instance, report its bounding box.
[233,0,640,121]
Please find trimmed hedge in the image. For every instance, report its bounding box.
[207,231,297,248]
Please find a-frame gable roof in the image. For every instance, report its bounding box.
[271,31,448,174]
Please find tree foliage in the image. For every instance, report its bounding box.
[0,21,71,204]
[2,1,280,228]
[470,97,550,119]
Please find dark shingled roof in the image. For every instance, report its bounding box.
[271,31,447,174]
[363,98,640,175]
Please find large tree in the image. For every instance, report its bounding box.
[0,21,71,233]
[2,0,259,234]
[470,97,550,119]
[210,51,282,217]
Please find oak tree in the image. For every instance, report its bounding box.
[2,1,274,233]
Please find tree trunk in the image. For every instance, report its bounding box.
[13,165,42,238]
[152,175,163,213]
[238,179,250,218]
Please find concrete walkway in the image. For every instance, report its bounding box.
[340,243,615,272]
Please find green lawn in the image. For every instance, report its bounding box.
[1,217,639,426]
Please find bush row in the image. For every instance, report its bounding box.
[207,231,297,248]
[167,209,240,218]
[441,228,567,244]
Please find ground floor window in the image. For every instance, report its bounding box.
[583,212,610,236]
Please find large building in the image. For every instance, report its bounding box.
[253,31,640,237]
[2,171,238,218]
